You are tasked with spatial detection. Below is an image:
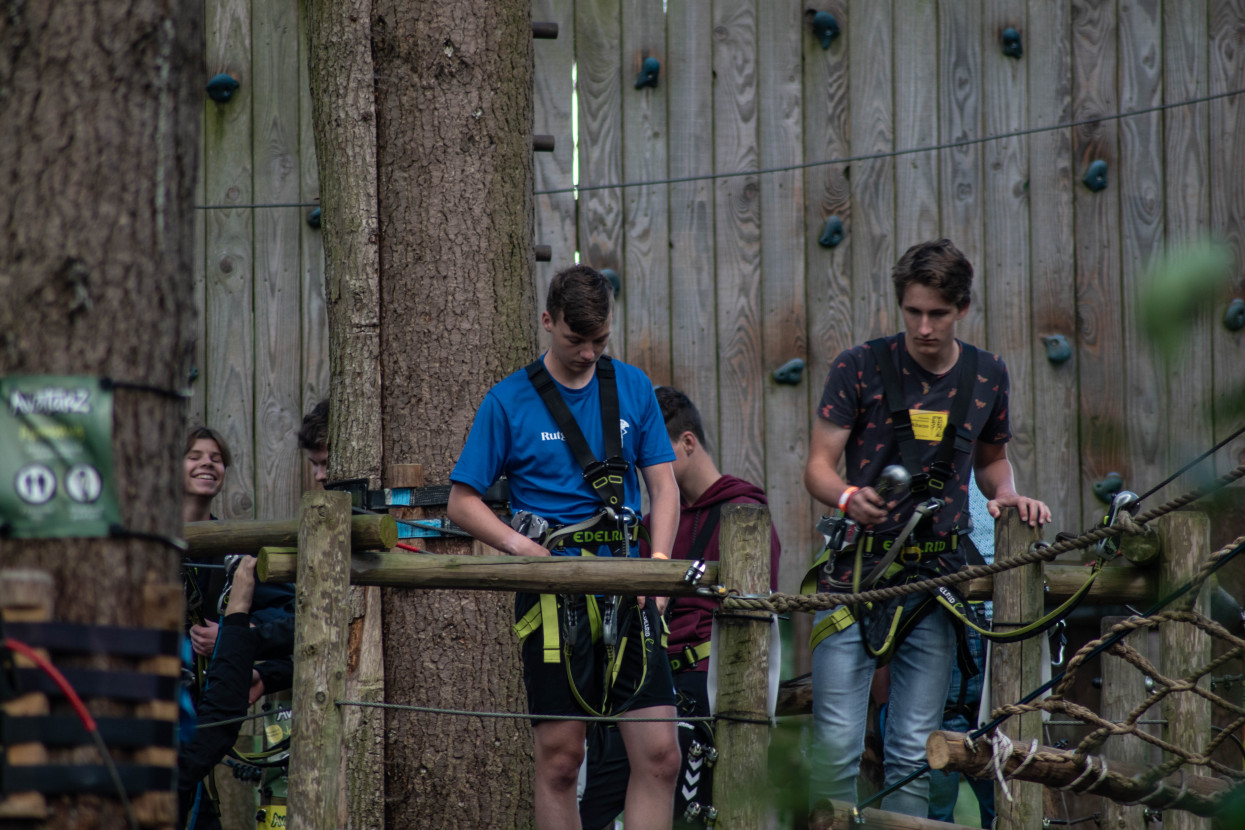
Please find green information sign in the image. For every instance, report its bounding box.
[0,376,121,538]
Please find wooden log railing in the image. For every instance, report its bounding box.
[258,549,1157,605]
[926,730,1230,818]
[184,513,396,557]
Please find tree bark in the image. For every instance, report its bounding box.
[370,0,537,825]
[0,1,201,827]
[304,0,388,823]
[308,0,537,824]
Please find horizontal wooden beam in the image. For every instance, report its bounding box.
[184,514,397,557]
[258,549,720,596]
[256,549,1155,608]
[964,562,1157,604]
[927,730,1230,818]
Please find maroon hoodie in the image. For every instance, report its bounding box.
[643,474,782,673]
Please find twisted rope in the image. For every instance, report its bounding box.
[722,464,1245,615]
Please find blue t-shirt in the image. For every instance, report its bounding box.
[451,356,674,557]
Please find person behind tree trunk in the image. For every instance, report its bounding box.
[449,265,682,830]
[579,386,783,829]
[803,238,1050,817]
[297,398,329,488]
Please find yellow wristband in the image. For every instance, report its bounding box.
[651,551,669,560]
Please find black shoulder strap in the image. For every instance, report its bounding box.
[525,355,627,507]
[868,338,928,493]
[929,343,979,493]
[867,338,984,497]
[686,502,724,562]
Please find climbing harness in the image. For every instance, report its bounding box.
[513,354,665,718]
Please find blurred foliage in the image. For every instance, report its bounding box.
[1140,241,1234,361]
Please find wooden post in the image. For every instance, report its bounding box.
[808,797,980,829]
[1157,512,1211,830]
[714,503,774,829]
[0,569,53,820]
[989,509,1044,830]
[1099,615,1152,830]
[288,491,352,830]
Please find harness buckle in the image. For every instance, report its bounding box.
[899,546,922,565]
[683,560,707,585]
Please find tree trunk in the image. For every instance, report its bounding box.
[371,1,538,825]
[310,0,537,824]
[0,1,201,827]
[304,0,387,824]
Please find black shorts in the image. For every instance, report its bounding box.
[516,592,677,720]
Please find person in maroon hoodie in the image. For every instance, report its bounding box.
[579,386,782,829]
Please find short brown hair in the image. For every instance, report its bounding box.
[185,425,232,468]
[298,399,329,452]
[656,386,707,446]
[892,238,973,310]
[546,265,614,334]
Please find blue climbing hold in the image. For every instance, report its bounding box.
[818,216,844,248]
[813,11,840,50]
[1093,472,1124,504]
[1225,298,1245,332]
[635,57,660,90]
[1083,160,1108,192]
[1001,27,1023,59]
[206,73,240,103]
[1043,334,1072,365]
[772,358,806,386]
[306,207,322,229]
[601,268,622,297]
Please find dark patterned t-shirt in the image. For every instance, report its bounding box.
[817,332,1011,543]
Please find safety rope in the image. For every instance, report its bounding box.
[722,464,1245,615]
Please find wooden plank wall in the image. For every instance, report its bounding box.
[195,0,328,522]
[200,0,1245,594]
[528,0,1245,597]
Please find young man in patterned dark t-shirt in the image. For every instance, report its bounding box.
[803,238,1050,816]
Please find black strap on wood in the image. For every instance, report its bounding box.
[0,714,174,749]
[866,338,980,497]
[13,667,176,703]
[0,763,174,795]
[525,354,627,508]
[2,621,179,659]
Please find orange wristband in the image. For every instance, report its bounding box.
[652,551,669,560]
[837,486,860,511]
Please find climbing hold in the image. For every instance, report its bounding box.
[1082,160,1108,192]
[1001,27,1023,59]
[812,11,840,49]
[772,358,806,386]
[188,365,199,384]
[1225,298,1245,332]
[306,207,321,229]
[206,73,240,103]
[818,216,844,248]
[1092,472,1124,504]
[635,57,660,90]
[601,268,622,297]
[1042,334,1072,365]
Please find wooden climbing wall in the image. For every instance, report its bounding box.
[531,0,1245,607]
[194,0,328,522]
[194,0,1245,597]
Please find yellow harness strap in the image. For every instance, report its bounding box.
[513,593,604,664]
[668,640,712,672]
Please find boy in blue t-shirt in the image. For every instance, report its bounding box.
[449,265,682,829]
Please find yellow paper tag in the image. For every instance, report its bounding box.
[909,409,949,442]
[265,723,285,745]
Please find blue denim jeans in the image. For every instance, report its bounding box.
[809,608,955,817]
